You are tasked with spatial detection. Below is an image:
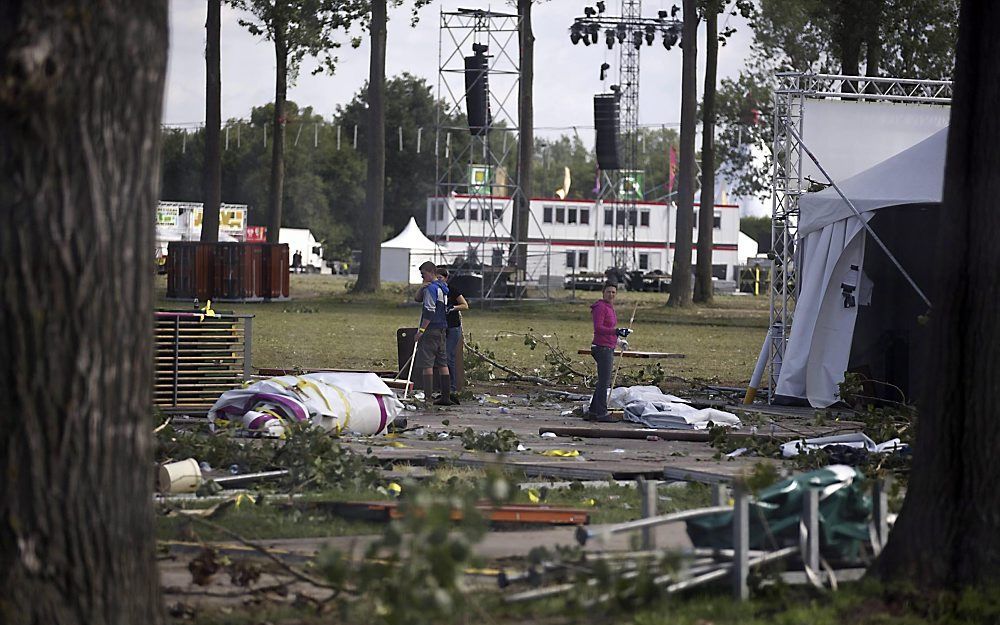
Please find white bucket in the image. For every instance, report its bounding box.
[158,458,203,494]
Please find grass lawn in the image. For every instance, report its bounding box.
[156,274,769,386]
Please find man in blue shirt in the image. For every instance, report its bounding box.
[415,261,454,405]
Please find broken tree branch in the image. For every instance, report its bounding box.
[463,342,555,386]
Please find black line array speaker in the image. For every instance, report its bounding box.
[594,93,621,170]
[464,55,491,136]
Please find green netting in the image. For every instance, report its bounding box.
[685,465,872,561]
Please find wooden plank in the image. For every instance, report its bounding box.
[539,425,792,443]
[576,349,685,359]
[299,500,590,525]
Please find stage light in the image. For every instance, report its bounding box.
[616,23,627,43]
[609,84,621,93]
[584,6,596,17]
[570,24,583,45]
[658,10,669,19]
[632,30,643,50]
[662,27,679,49]
[600,62,610,81]
[644,25,655,46]
[589,23,600,44]
[472,42,488,55]
[605,29,615,49]
[596,1,606,12]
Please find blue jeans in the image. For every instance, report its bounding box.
[446,326,463,392]
[588,345,614,417]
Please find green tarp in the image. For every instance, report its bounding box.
[685,465,872,561]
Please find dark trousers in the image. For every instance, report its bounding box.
[588,345,615,417]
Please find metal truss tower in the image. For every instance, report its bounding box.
[435,8,523,301]
[767,72,953,396]
[571,3,681,271]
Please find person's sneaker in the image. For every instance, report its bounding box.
[582,412,598,421]
[594,414,618,423]
[449,393,461,405]
[433,397,454,406]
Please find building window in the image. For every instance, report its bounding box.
[604,209,613,225]
[578,251,589,269]
[456,207,466,220]
[566,250,575,268]
[639,253,649,270]
[714,211,722,229]
[568,208,577,224]
[437,203,445,221]
[580,209,590,225]
[617,209,626,225]
[470,207,478,221]
[556,207,565,223]
[628,209,638,226]
[543,206,553,223]
[640,211,650,227]
[492,248,503,266]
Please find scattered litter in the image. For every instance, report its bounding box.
[413,428,426,437]
[198,461,212,473]
[610,449,626,454]
[500,407,511,414]
[526,489,541,503]
[516,443,528,452]
[405,404,417,411]
[437,431,451,440]
[560,410,574,417]
[388,441,409,449]
[541,432,557,438]
[413,391,425,401]
[725,447,748,458]
[780,433,904,458]
[645,435,660,441]
[539,449,580,458]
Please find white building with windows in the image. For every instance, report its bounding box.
[425,194,743,281]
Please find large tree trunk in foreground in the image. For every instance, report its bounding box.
[267,16,288,244]
[354,0,387,292]
[873,0,1000,588]
[201,0,222,243]
[0,2,167,623]
[668,0,698,307]
[693,1,718,304]
[511,0,534,274]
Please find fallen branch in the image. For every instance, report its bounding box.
[181,515,351,594]
[463,342,555,386]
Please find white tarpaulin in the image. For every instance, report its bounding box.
[608,386,741,430]
[208,372,403,437]
[776,128,947,407]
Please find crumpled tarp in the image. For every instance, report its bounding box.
[608,385,741,430]
[685,465,872,562]
[779,432,904,458]
[208,372,403,437]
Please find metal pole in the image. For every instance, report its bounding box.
[803,487,820,574]
[873,477,891,554]
[576,505,731,545]
[640,479,658,549]
[732,485,749,600]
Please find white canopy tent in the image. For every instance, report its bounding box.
[380,217,440,284]
[775,128,948,407]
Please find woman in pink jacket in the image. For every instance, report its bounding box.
[587,283,631,421]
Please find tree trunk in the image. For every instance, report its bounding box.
[0,2,167,624]
[863,0,884,77]
[693,1,718,304]
[835,0,864,82]
[873,0,1000,588]
[668,0,698,308]
[512,0,534,275]
[354,0,387,292]
[267,15,287,244]
[201,0,222,243]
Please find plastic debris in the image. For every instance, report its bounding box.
[539,449,580,458]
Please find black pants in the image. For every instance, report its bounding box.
[588,345,615,417]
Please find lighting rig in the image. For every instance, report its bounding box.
[568,2,683,271]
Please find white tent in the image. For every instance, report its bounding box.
[775,128,947,407]
[380,217,439,284]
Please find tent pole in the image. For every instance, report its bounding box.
[783,123,932,308]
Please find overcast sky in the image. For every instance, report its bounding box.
[164,0,766,214]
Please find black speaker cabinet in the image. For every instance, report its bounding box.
[594,93,621,170]
[464,55,491,136]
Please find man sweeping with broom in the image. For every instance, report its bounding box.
[585,283,632,422]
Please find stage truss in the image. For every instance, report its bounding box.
[767,72,954,396]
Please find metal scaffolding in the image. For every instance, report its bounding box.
[434,8,524,301]
[570,3,682,271]
[767,72,954,396]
